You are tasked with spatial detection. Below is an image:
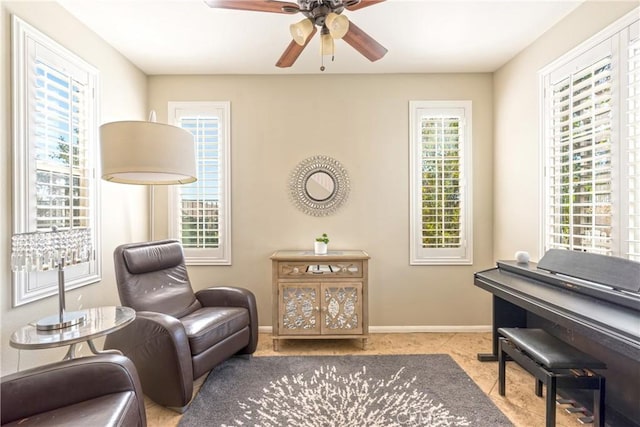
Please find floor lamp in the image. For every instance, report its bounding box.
[100,117,197,256]
[99,118,197,185]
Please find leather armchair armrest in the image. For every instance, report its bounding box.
[1,354,145,426]
[104,311,194,408]
[196,286,258,354]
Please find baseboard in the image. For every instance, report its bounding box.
[258,325,491,334]
[369,325,492,333]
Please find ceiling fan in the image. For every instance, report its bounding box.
[204,0,388,70]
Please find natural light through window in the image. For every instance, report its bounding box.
[410,101,472,265]
[12,16,100,305]
[541,15,639,261]
[168,102,231,265]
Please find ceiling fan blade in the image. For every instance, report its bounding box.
[276,27,317,68]
[203,0,299,14]
[342,21,387,62]
[345,0,386,11]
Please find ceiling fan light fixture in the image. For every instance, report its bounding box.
[204,0,387,69]
[325,12,349,39]
[290,18,314,46]
[320,31,335,56]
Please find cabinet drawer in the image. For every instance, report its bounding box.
[277,261,363,279]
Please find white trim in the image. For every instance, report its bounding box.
[369,325,491,333]
[538,74,546,259]
[11,15,101,307]
[538,8,639,259]
[539,7,639,76]
[167,101,231,265]
[258,325,492,334]
[409,100,473,265]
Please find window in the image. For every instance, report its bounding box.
[12,16,100,306]
[409,101,473,265]
[540,10,639,261]
[168,102,231,265]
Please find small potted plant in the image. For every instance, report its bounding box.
[314,233,329,255]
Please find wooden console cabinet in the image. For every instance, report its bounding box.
[270,250,370,351]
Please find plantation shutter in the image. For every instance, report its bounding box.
[168,102,230,265]
[32,42,93,231]
[627,23,640,260]
[176,116,221,249]
[410,101,472,265]
[546,44,613,255]
[12,16,100,306]
[421,114,464,249]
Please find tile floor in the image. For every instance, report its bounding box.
[145,332,589,427]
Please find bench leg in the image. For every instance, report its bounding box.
[545,374,557,427]
[498,338,506,396]
[536,378,543,397]
[593,376,606,427]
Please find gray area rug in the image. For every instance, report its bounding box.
[179,354,513,427]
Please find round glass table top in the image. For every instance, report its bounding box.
[10,306,135,350]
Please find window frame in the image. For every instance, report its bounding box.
[167,101,231,265]
[539,8,639,260]
[409,100,473,265]
[11,15,101,307]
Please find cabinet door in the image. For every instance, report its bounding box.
[279,283,321,335]
[321,282,363,335]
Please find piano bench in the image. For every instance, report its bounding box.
[497,328,606,427]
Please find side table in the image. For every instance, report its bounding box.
[271,250,370,351]
[10,306,135,360]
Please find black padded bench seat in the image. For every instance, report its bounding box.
[498,328,606,427]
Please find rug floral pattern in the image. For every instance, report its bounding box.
[179,354,513,427]
[231,365,470,426]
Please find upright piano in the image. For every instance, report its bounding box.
[475,249,640,427]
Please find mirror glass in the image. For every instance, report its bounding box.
[305,172,335,201]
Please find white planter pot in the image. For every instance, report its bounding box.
[314,242,328,255]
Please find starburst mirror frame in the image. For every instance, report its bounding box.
[289,155,350,216]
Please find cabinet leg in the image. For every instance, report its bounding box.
[273,339,279,352]
[362,337,368,350]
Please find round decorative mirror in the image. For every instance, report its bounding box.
[289,155,350,216]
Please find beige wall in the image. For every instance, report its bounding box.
[149,73,495,330]
[1,1,148,374]
[4,0,632,377]
[493,1,638,261]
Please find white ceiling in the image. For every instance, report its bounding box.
[58,0,584,75]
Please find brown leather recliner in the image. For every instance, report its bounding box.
[104,239,258,411]
[1,354,146,427]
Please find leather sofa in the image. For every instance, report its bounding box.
[1,354,146,427]
[104,239,258,411]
